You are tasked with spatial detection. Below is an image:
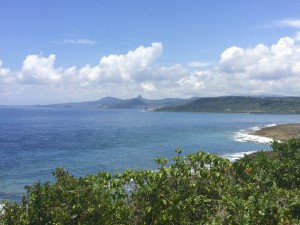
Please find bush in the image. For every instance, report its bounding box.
[1,140,300,224]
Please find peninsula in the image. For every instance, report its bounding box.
[252,123,300,142]
[156,96,300,114]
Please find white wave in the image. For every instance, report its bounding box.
[233,123,277,144]
[234,132,273,144]
[265,123,277,127]
[222,151,256,162]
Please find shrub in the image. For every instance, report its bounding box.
[1,140,300,224]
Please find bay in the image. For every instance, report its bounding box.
[1,107,300,201]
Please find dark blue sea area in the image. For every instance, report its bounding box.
[1,107,300,201]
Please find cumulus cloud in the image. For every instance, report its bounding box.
[0,60,14,84]
[78,42,163,85]
[140,82,157,92]
[295,31,300,41]
[218,37,300,80]
[18,54,62,84]
[181,36,300,96]
[1,38,300,104]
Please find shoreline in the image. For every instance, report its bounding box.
[251,123,300,142]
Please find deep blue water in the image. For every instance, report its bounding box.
[1,107,300,201]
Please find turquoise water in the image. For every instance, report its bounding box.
[1,107,300,201]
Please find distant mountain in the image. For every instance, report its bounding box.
[43,95,196,109]
[156,96,300,114]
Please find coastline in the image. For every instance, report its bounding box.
[231,123,300,160]
[251,123,300,142]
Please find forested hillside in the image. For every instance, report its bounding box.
[156,96,300,113]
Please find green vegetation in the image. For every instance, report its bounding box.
[2,140,300,224]
[156,96,300,113]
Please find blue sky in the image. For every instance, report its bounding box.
[1,0,300,104]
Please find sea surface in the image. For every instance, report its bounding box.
[1,107,300,201]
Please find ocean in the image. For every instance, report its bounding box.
[1,107,300,201]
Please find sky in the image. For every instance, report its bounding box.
[1,0,300,104]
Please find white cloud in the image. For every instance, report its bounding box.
[2,38,300,104]
[181,36,300,96]
[61,39,97,45]
[187,61,211,68]
[0,60,14,84]
[218,37,300,80]
[277,18,300,43]
[140,82,156,92]
[157,64,189,80]
[295,31,300,41]
[19,54,62,84]
[279,19,300,28]
[79,42,163,84]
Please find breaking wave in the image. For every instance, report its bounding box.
[233,124,277,144]
[222,151,257,162]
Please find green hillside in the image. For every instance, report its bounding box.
[156,96,300,113]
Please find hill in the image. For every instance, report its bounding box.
[42,95,195,109]
[156,96,300,113]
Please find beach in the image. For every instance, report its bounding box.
[252,123,300,141]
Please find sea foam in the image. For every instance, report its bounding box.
[233,124,277,144]
[222,151,257,162]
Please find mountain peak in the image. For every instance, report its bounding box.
[137,94,144,100]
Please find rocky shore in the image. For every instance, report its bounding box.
[252,123,300,141]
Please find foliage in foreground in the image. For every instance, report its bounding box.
[2,139,300,224]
